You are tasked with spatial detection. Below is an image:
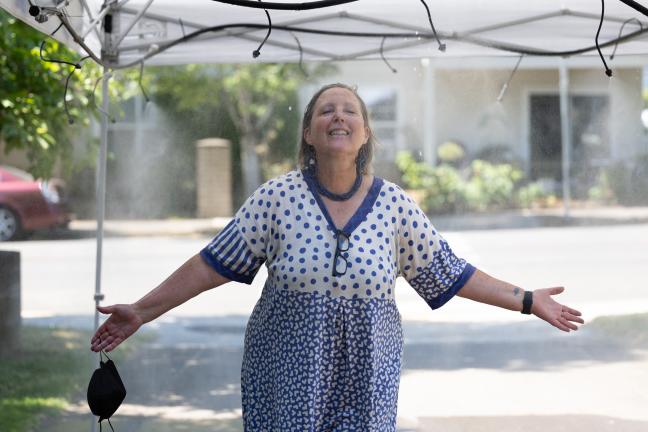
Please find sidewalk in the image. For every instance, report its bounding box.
[66,206,648,238]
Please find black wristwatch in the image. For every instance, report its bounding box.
[521,290,533,315]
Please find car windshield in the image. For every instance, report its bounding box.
[0,165,34,182]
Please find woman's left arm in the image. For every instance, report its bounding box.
[457,269,585,332]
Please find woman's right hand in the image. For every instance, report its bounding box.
[90,304,144,352]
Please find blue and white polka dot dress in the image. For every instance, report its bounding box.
[200,170,475,431]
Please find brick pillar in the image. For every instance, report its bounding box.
[0,251,21,357]
[196,138,232,218]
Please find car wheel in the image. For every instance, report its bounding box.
[0,206,22,241]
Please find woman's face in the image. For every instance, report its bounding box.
[304,87,369,163]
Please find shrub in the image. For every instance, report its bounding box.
[629,154,648,205]
[600,155,648,206]
[464,160,523,211]
[396,151,525,214]
[422,164,467,214]
[588,171,616,204]
[396,151,466,214]
[517,181,558,208]
[606,161,631,204]
[437,141,466,166]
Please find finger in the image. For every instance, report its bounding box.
[549,286,565,296]
[94,334,119,352]
[562,312,585,324]
[552,318,571,332]
[91,327,106,344]
[92,328,116,347]
[91,333,110,351]
[564,306,582,316]
[91,324,112,344]
[558,316,578,331]
[104,339,121,352]
[97,304,116,314]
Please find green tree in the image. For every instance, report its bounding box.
[0,10,132,178]
[149,63,334,198]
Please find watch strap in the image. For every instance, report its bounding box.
[521,290,533,315]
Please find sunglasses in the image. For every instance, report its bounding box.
[332,230,350,277]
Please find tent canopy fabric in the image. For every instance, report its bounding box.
[3,0,648,68]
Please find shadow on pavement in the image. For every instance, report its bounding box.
[28,227,98,241]
[402,320,637,372]
[28,315,644,432]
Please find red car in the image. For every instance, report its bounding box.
[0,165,71,241]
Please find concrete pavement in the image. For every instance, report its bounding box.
[59,205,648,238]
[16,206,648,432]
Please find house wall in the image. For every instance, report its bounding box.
[436,67,647,171]
[312,61,647,179]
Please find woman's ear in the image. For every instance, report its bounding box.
[303,127,311,145]
[364,126,370,144]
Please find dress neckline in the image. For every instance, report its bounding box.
[300,169,384,235]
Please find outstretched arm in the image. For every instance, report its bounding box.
[457,269,584,332]
[90,254,230,352]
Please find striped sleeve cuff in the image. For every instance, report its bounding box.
[200,220,263,285]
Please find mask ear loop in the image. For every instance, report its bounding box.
[95,337,116,432]
[103,418,116,432]
[96,336,112,363]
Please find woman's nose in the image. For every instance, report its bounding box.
[332,110,345,122]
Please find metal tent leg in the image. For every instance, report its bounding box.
[559,59,572,219]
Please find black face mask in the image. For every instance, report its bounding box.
[87,351,127,432]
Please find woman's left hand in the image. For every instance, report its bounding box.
[531,287,584,332]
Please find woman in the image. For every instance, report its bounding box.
[91,83,584,431]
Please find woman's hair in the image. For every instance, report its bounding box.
[298,83,376,175]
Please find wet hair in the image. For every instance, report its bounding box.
[298,83,376,175]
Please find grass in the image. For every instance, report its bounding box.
[0,325,151,432]
[588,312,648,347]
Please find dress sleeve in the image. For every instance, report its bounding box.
[199,185,271,284]
[396,190,476,309]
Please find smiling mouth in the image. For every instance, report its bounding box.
[328,129,350,136]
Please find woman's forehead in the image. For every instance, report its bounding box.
[315,87,362,107]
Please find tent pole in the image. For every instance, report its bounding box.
[94,67,111,329]
[559,59,571,218]
[91,64,111,432]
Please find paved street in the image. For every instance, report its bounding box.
[8,223,648,320]
[4,223,648,431]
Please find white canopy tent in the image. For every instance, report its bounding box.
[3,0,648,401]
[3,0,648,66]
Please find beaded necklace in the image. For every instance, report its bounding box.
[307,167,362,201]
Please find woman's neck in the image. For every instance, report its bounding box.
[314,160,360,194]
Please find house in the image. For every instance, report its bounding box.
[303,58,648,195]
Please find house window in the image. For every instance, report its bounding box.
[358,88,398,160]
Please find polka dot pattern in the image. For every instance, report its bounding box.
[200,170,474,430]
[242,288,402,431]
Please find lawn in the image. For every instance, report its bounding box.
[0,325,146,432]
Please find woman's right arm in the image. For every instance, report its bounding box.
[90,253,230,352]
